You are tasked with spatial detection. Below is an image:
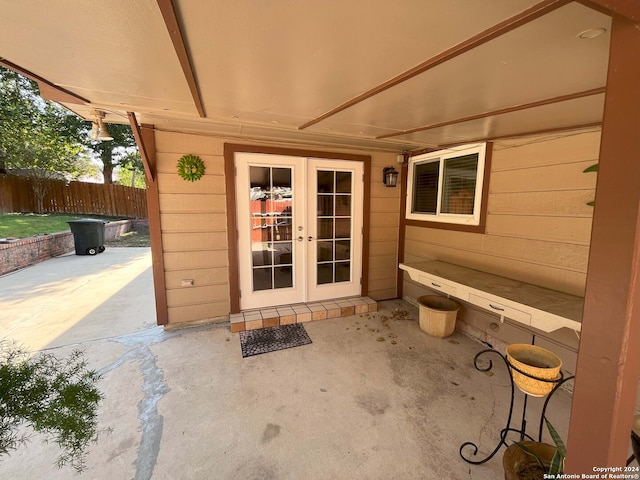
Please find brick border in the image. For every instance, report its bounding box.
[0,220,144,276]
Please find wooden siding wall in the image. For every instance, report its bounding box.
[154,132,230,325]
[404,130,599,295]
[368,154,401,300]
[154,130,400,325]
[403,129,600,372]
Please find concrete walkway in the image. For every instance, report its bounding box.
[0,248,572,479]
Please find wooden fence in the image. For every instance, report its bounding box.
[0,175,147,218]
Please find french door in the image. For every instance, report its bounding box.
[235,153,363,310]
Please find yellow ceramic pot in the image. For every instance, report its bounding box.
[506,344,562,397]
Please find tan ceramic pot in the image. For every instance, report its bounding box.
[417,295,459,338]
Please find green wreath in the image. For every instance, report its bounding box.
[177,154,205,182]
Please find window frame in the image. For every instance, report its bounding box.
[405,142,489,229]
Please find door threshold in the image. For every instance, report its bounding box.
[229,296,378,333]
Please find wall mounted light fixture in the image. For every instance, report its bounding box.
[383,167,399,187]
[89,110,114,141]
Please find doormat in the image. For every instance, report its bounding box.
[240,324,312,358]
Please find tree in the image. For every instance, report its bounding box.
[0,342,104,472]
[116,151,146,188]
[0,67,98,212]
[0,66,139,200]
[89,124,137,184]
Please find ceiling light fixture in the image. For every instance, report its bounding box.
[577,28,607,40]
[89,110,114,141]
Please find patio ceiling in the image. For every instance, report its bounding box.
[0,0,612,152]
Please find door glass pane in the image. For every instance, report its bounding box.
[335,218,351,238]
[249,165,294,292]
[317,264,333,285]
[316,169,352,285]
[336,172,352,193]
[273,243,292,265]
[317,241,333,262]
[272,168,291,189]
[335,240,350,261]
[253,268,272,291]
[317,195,333,216]
[252,243,272,267]
[317,218,334,239]
[274,266,293,289]
[317,170,334,193]
[335,195,351,216]
[335,262,351,282]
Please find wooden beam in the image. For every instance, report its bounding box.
[156,0,206,118]
[578,0,640,22]
[396,155,409,300]
[376,87,605,140]
[298,0,571,130]
[127,119,169,327]
[565,14,640,473]
[436,121,602,149]
[0,57,89,105]
[127,112,155,183]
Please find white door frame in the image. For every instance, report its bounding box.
[234,152,365,310]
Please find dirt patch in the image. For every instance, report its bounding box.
[105,226,150,247]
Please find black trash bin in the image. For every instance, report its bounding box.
[67,219,107,255]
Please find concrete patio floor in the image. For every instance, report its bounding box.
[0,248,573,479]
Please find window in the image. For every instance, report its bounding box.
[406,143,488,226]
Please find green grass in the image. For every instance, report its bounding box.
[0,213,127,239]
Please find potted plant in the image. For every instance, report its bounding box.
[503,419,566,480]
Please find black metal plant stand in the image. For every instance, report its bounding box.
[459,348,575,465]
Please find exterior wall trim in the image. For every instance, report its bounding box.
[130,123,169,326]
[224,143,371,314]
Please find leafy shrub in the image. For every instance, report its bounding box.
[0,342,104,472]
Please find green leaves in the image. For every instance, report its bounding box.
[0,342,105,472]
[0,66,93,181]
[514,442,547,471]
[546,419,566,475]
[512,419,566,475]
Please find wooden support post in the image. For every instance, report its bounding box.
[565,14,640,472]
[127,114,169,326]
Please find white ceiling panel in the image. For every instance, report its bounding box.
[0,0,195,114]
[397,93,605,145]
[178,0,540,120]
[0,1,616,151]
[309,2,610,137]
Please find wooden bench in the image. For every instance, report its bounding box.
[400,260,583,333]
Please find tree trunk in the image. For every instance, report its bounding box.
[101,147,114,184]
[31,177,49,214]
